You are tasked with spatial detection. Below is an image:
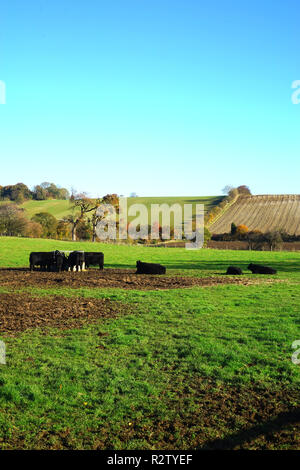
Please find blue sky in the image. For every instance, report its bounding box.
[0,0,299,197]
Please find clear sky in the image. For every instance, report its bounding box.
[0,0,299,197]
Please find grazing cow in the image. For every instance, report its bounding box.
[29,252,56,271]
[53,251,68,272]
[29,251,68,272]
[136,260,166,275]
[226,266,243,275]
[68,251,85,271]
[247,263,277,275]
[84,252,104,270]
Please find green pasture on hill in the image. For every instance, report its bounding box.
[0,236,299,449]
[20,199,73,219]
[1,195,223,221]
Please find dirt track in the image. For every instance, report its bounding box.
[0,268,275,291]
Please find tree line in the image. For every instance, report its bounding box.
[0,182,70,203]
[205,185,251,226]
[0,192,119,242]
[211,222,300,250]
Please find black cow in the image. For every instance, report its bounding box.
[226,266,243,275]
[29,251,68,272]
[29,252,56,271]
[84,252,104,270]
[136,260,166,275]
[247,263,277,275]
[68,251,85,271]
[53,251,68,272]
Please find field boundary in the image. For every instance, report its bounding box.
[207,193,240,229]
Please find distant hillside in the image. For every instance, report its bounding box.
[1,196,223,220]
[127,196,223,220]
[210,195,300,235]
[20,199,74,219]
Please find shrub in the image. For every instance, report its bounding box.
[236,224,249,237]
[0,204,28,236]
[56,220,71,240]
[231,222,237,235]
[204,227,212,247]
[24,221,43,238]
[246,230,264,250]
[237,185,251,196]
[264,231,283,251]
[76,220,93,241]
[31,212,58,238]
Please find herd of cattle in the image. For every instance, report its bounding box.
[227,264,277,275]
[29,251,277,276]
[29,252,167,274]
[29,251,104,272]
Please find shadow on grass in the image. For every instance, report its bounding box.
[1,257,300,275]
[0,267,28,272]
[105,259,300,273]
[202,408,300,449]
[184,196,225,205]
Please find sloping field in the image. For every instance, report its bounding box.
[0,196,222,220]
[0,199,74,219]
[210,195,300,235]
[20,199,73,219]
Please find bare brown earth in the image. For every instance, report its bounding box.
[0,293,130,334]
[0,268,276,291]
[209,194,300,235]
[100,378,300,450]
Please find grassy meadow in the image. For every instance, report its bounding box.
[0,237,299,449]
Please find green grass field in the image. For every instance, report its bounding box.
[0,237,299,449]
[20,199,74,219]
[0,195,223,220]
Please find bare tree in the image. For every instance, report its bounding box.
[88,194,119,242]
[68,193,101,241]
[246,231,262,250]
[64,214,80,241]
[264,231,283,251]
[222,185,234,195]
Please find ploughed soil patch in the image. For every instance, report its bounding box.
[0,293,129,335]
[0,268,275,291]
[96,379,300,451]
